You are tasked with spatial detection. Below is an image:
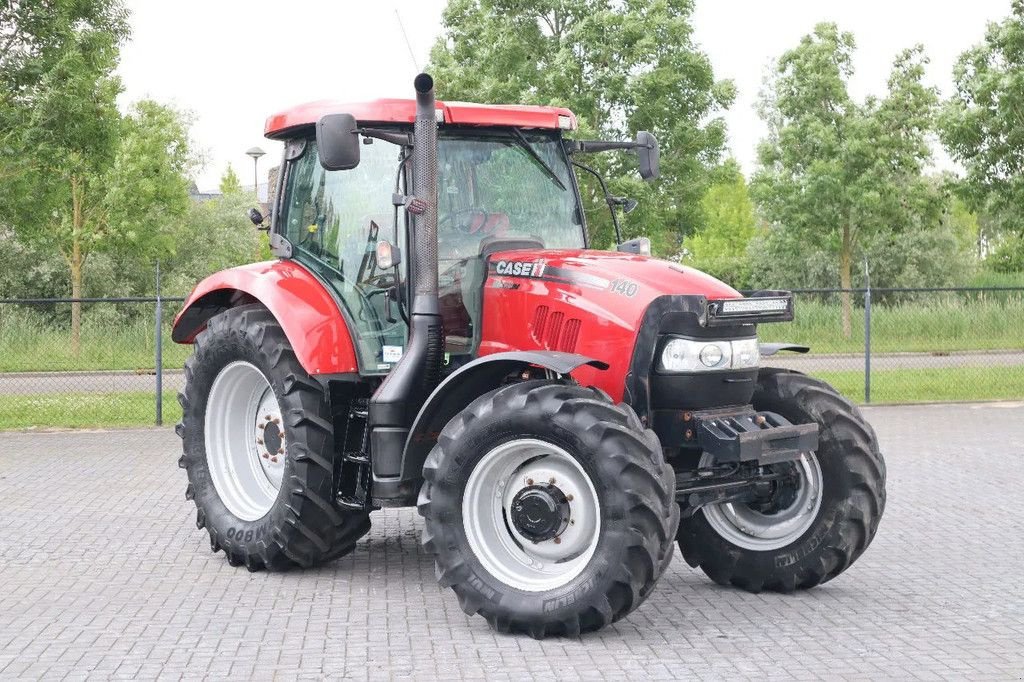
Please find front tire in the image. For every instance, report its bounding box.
[177,304,370,571]
[418,381,678,638]
[677,368,885,592]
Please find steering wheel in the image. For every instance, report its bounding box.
[438,207,491,235]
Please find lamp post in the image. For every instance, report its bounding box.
[246,146,266,199]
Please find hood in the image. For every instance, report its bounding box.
[487,248,741,302]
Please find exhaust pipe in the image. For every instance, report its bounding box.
[411,73,440,319]
[369,73,444,487]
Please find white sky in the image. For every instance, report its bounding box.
[118,0,1012,192]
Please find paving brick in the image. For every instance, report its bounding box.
[1,402,1023,678]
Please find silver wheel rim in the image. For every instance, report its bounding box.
[204,361,285,522]
[462,439,600,592]
[700,451,823,551]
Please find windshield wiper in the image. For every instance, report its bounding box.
[510,128,567,191]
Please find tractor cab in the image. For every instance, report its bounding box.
[273,119,588,371]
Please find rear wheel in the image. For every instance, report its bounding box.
[177,304,370,570]
[419,380,678,638]
[677,368,885,592]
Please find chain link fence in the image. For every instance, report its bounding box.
[1,287,1022,435]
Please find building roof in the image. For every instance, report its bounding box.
[264,98,577,139]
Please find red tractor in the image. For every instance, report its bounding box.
[173,74,885,638]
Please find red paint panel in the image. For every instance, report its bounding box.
[264,98,576,138]
[479,249,741,402]
[172,260,358,376]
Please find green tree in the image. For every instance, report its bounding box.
[0,0,195,351]
[164,193,262,295]
[429,0,734,254]
[219,165,243,195]
[684,160,758,287]
[2,7,126,351]
[940,1,1024,232]
[752,24,941,336]
[0,0,128,186]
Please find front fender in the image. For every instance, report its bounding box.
[375,351,607,502]
[172,260,359,376]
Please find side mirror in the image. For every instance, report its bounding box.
[636,131,659,181]
[622,197,639,214]
[248,207,264,225]
[316,113,360,170]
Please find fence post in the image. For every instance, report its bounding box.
[155,261,163,426]
[863,258,871,404]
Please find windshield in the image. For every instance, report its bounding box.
[437,130,586,262]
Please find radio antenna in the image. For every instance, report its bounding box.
[395,9,419,72]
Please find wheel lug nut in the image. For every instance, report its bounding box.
[549,477,555,484]
[271,457,278,463]
[526,478,534,485]
[277,448,284,455]
[566,494,574,502]
[553,537,561,544]
[262,453,269,459]
[256,438,264,445]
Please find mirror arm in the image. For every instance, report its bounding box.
[359,127,415,147]
[567,139,642,154]
[571,160,623,245]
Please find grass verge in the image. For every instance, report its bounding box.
[0,391,181,431]
[816,365,1024,404]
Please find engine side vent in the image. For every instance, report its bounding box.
[531,305,549,344]
[546,311,564,349]
[560,318,581,353]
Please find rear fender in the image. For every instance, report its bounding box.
[172,260,359,376]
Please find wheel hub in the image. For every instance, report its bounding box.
[510,484,570,542]
[262,421,283,456]
[462,439,601,592]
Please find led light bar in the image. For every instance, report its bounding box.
[706,294,794,326]
[720,298,789,314]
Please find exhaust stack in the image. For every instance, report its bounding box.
[368,74,444,490]
[411,73,440,319]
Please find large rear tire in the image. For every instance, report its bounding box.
[177,304,370,570]
[677,368,885,592]
[418,381,678,638]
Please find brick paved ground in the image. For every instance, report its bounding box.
[1,402,1023,680]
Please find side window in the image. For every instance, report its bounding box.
[282,137,408,373]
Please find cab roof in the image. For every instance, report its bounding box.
[264,98,577,139]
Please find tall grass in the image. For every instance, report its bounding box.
[0,304,191,372]
[759,293,1024,354]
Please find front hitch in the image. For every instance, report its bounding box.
[673,406,818,517]
[687,406,818,466]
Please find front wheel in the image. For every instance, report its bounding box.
[677,368,886,592]
[418,381,678,638]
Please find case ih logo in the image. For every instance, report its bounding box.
[494,260,547,277]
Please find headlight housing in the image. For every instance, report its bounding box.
[659,337,759,373]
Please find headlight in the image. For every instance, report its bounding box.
[698,344,725,368]
[731,338,760,369]
[658,337,759,372]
